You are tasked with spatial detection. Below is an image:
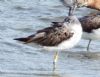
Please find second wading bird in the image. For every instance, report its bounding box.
[14,4,82,71]
[79,14,100,51]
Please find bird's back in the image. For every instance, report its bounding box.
[79,15,100,33]
[14,22,73,46]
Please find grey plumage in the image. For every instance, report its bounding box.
[79,14,100,51]
[14,13,82,46]
[79,14,100,33]
[14,4,82,71]
[14,17,74,46]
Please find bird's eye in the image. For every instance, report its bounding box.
[64,18,71,23]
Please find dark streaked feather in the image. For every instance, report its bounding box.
[14,23,73,46]
[14,38,30,42]
[52,22,63,27]
[79,15,100,33]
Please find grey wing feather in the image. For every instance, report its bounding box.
[14,23,74,46]
[79,15,100,33]
[28,26,74,46]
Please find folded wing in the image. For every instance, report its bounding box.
[14,24,74,46]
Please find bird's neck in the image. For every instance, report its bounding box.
[72,23,82,34]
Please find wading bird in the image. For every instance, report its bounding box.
[14,4,82,70]
[79,14,100,51]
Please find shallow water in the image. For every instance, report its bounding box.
[0,0,100,77]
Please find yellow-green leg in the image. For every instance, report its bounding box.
[53,51,59,71]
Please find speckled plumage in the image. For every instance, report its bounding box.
[79,14,100,51]
[79,15,100,33]
[14,16,82,51]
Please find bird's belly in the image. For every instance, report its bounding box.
[43,25,82,51]
[82,28,100,40]
[58,32,82,50]
[43,32,82,51]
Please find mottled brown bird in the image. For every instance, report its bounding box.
[79,13,100,51]
[14,5,82,71]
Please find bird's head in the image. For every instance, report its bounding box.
[64,16,80,26]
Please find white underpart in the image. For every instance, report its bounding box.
[44,24,82,51]
[82,28,100,40]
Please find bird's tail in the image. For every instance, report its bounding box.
[14,37,33,44]
[14,37,31,43]
[14,38,28,42]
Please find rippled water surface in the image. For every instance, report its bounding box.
[0,0,100,77]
